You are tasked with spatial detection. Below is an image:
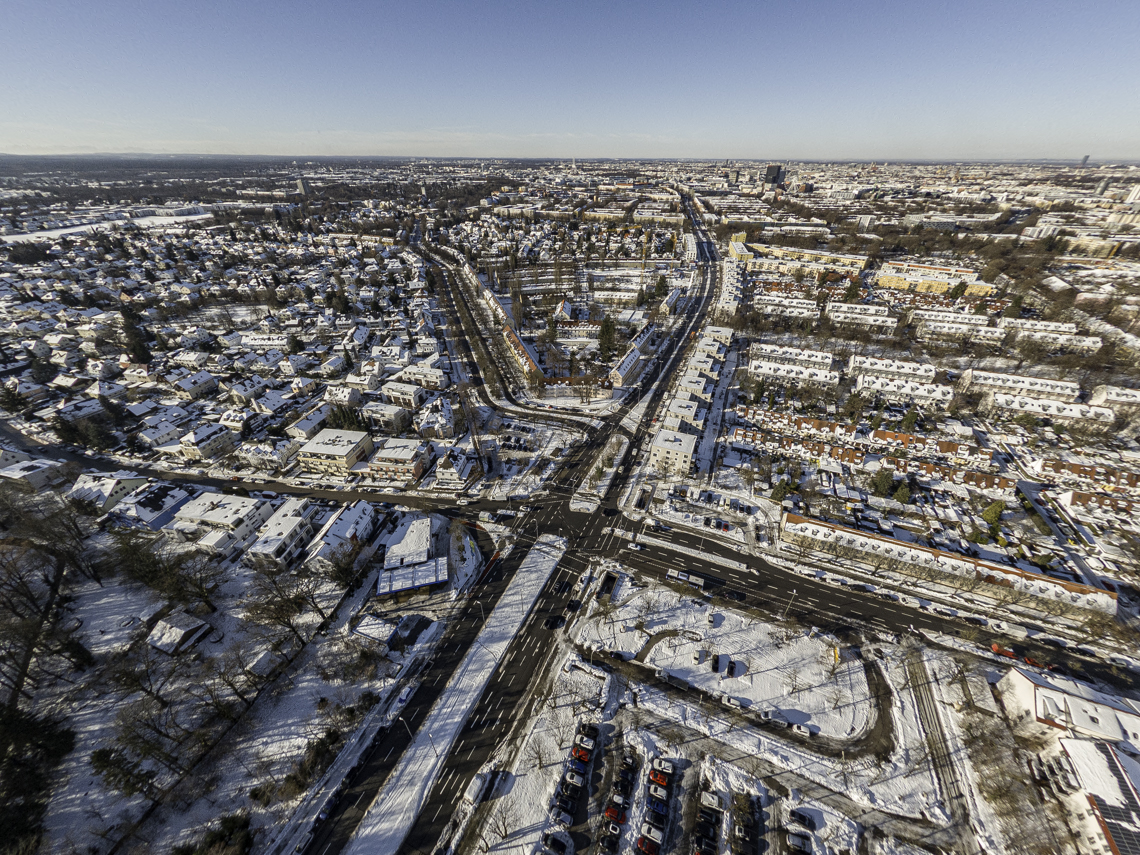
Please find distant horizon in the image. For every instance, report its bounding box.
[1,152,1137,167]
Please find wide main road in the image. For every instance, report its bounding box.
[376,248,721,854]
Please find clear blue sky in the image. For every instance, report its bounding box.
[2,0,1137,160]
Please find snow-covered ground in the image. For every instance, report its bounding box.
[38,506,479,854]
[449,522,484,595]
[345,535,567,855]
[577,583,870,739]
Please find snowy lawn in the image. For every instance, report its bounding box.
[577,584,871,739]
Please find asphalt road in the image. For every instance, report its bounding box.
[306,525,540,855]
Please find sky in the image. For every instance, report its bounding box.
[2,0,1138,161]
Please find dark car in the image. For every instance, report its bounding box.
[789,808,817,830]
[622,754,639,770]
[543,833,568,855]
[579,722,599,738]
[564,598,581,613]
[695,821,718,840]
[544,616,566,630]
[600,836,619,853]
[555,795,576,814]
[644,811,666,830]
[726,659,738,678]
[698,807,721,824]
[723,590,745,602]
[646,797,668,816]
[613,777,632,796]
[568,758,587,775]
[559,781,581,801]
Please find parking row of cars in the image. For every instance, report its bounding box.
[599,752,640,851]
[635,758,675,855]
[546,721,600,852]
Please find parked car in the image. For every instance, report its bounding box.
[698,807,721,824]
[695,820,718,840]
[791,724,812,738]
[646,797,669,816]
[574,735,595,751]
[648,784,668,800]
[543,833,569,855]
[789,808,818,831]
[651,758,674,774]
[760,710,787,727]
[636,837,660,855]
[550,807,573,826]
[564,771,585,788]
[787,832,812,852]
[640,824,664,844]
[604,804,628,824]
[571,745,591,763]
[649,768,670,787]
[700,792,724,810]
[568,758,587,775]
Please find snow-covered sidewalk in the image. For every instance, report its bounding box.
[344,535,568,855]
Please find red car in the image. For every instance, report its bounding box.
[572,746,591,763]
[991,643,1017,659]
[636,837,660,855]
[604,805,627,823]
[1024,656,1045,669]
[648,769,670,787]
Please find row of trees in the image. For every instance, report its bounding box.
[0,488,101,851]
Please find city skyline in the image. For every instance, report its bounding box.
[3,0,1139,160]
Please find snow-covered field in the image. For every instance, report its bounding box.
[345,535,567,855]
[577,584,871,739]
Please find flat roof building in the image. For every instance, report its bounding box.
[298,429,375,474]
[648,429,697,477]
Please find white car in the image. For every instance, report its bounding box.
[626,543,643,551]
[639,823,664,844]
[791,723,812,738]
[651,758,674,774]
[648,784,668,801]
[574,735,595,751]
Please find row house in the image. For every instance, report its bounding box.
[882,457,1015,493]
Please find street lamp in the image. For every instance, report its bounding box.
[782,589,798,620]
